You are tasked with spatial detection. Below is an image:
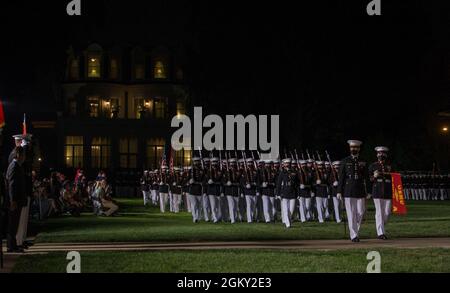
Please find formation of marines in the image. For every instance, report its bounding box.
[141,140,403,242]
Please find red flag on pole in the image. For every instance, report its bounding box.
[0,100,5,128]
[391,173,407,215]
[22,113,27,135]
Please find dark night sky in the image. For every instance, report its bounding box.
[0,0,449,169]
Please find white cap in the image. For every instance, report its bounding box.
[228,158,237,163]
[347,140,363,147]
[299,160,307,164]
[211,157,219,162]
[375,146,389,152]
[282,158,292,164]
[332,161,341,166]
[192,157,201,161]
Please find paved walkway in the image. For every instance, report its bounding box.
[3,237,450,253]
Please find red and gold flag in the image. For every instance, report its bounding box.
[391,173,407,215]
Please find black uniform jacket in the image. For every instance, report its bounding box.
[337,156,368,198]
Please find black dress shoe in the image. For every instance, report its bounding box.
[378,235,388,240]
[351,237,360,243]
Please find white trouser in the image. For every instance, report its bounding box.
[245,195,256,223]
[316,197,326,223]
[220,195,229,221]
[142,191,149,206]
[344,197,366,240]
[183,193,191,212]
[262,195,275,222]
[17,197,31,246]
[373,198,391,236]
[172,193,182,213]
[151,190,159,205]
[208,194,221,222]
[298,197,306,222]
[227,195,239,223]
[159,192,168,213]
[332,197,342,223]
[202,194,211,221]
[324,197,330,219]
[305,198,313,220]
[188,194,202,222]
[168,193,174,212]
[281,198,296,227]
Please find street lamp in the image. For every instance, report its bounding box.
[442,126,449,133]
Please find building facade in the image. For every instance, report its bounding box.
[58,43,191,194]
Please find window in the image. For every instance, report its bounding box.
[110,59,119,79]
[69,99,77,116]
[174,149,192,167]
[88,97,100,117]
[154,98,166,119]
[134,98,152,119]
[146,138,165,169]
[135,64,144,80]
[88,54,101,78]
[176,100,185,116]
[65,136,84,168]
[154,60,167,79]
[91,137,111,169]
[110,98,120,118]
[69,59,79,79]
[119,138,138,169]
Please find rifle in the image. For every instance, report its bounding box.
[294,149,305,185]
[198,147,205,170]
[242,151,250,184]
[306,149,320,181]
[325,150,337,182]
[219,150,223,172]
[251,151,258,169]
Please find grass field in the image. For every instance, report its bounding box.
[12,248,450,273]
[32,198,450,243]
[11,199,450,273]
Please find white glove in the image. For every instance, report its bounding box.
[316,180,322,185]
[189,179,194,184]
[367,194,372,199]
[256,192,260,197]
[172,182,176,186]
[333,181,338,187]
[226,181,231,186]
[159,182,164,185]
[240,194,244,198]
[246,184,251,189]
[262,182,268,188]
[374,171,379,178]
[300,184,305,190]
[208,179,213,184]
[220,193,225,197]
[311,192,315,198]
[337,193,342,201]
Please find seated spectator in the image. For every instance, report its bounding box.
[97,179,118,216]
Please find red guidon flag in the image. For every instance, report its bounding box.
[391,173,407,215]
[0,99,5,128]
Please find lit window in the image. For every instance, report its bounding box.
[70,59,79,79]
[88,54,101,78]
[154,60,167,79]
[110,98,120,118]
[91,137,111,169]
[88,97,100,117]
[154,98,166,119]
[119,138,138,169]
[65,136,84,168]
[176,100,185,116]
[146,138,165,169]
[110,59,119,79]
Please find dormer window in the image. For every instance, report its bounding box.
[88,54,101,78]
[154,60,167,79]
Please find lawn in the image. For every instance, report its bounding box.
[32,198,450,243]
[12,248,450,273]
